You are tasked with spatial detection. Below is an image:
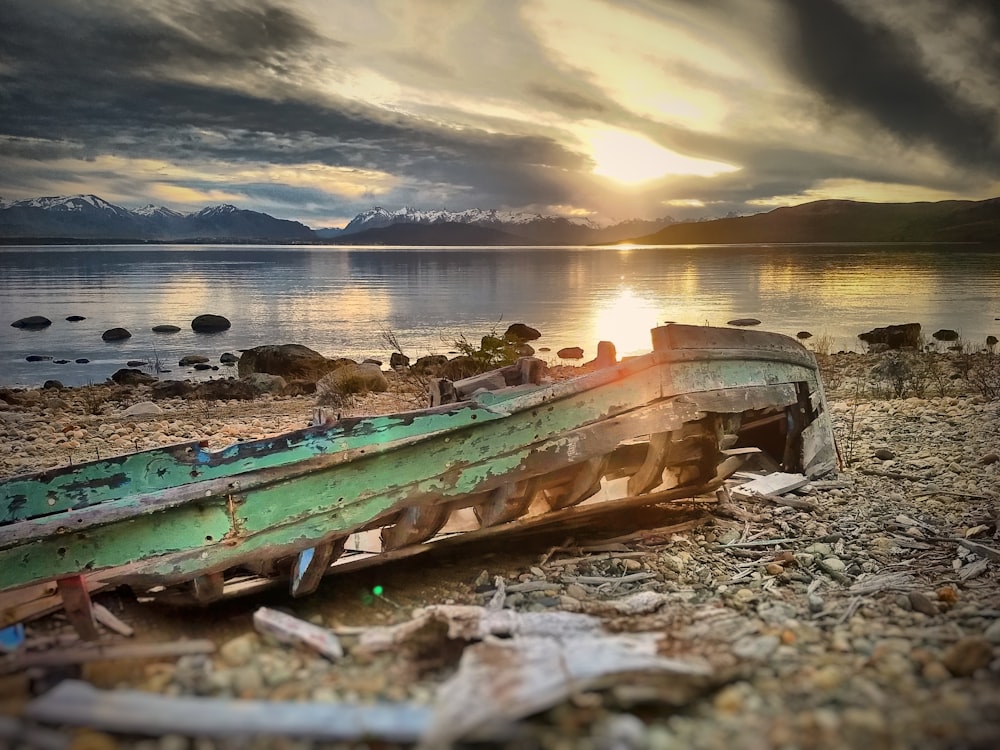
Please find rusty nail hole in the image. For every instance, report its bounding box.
[46,492,57,506]
[57,547,67,558]
[470,414,477,420]
[205,535,214,542]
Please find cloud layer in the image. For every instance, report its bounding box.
[1,0,998,226]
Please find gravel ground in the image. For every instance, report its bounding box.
[1,353,998,749]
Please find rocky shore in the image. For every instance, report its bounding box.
[0,351,998,749]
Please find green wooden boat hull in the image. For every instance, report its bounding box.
[0,324,837,606]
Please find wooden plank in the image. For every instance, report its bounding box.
[253,607,343,660]
[93,603,134,637]
[291,537,345,598]
[627,432,673,496]
[56,576,99,641]
[731,472,809,498]
[191,572,225,604]
[1,640,215,673]
[0,573,113,628]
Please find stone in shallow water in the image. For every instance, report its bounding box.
[152,324,181,333]
[727,318,761,326]
[191,314,231,332]
[65,315,86,322]
[11,315,51,329]
[102,327,131,341]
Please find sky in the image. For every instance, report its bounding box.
[1,0,999,229]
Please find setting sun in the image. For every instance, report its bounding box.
[588,128,740,184]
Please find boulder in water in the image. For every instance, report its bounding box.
[102,327,131,342]
[557,346,585,360]
[858,323,921,350]
[11,316,52,330]
[191,314,231,333]
[504,323,541,342]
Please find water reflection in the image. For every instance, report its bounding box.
[591,287,662,355]
[1,243,998,386]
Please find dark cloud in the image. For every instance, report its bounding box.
[0,0,585,214]
[778,0,1000,169]
[528,85,607,114]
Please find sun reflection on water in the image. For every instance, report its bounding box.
[591,286,663,355]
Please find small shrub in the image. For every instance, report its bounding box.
[967,353,1000,399]
[316,364,387,407]
[869,351,917,398]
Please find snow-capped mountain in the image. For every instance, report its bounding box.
[132,204,184,219]
[332,206,600,237]
[0,195,313,241]
[0,194,675,245]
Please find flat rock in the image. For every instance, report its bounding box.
[179,355,210,366]
[727,318,761,327]
[557,346,584,360]
[65,315,86,322]
[122,401,163,416]
[152,324,181,333]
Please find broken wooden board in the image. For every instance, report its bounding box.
[253,607,343,660]
[730,472,809,498]
[421,635,712,747]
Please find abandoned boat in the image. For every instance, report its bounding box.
[0,324,837,631]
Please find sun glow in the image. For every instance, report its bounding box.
[592,287,661,355]
[588,129,739,184]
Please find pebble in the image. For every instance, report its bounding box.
[942,636,993,676]
[984,619,1000,644]
[218,633,259,668]
[908,592,939,616]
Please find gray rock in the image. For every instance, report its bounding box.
[111,368,155,386]
[179,355,210,366]
[503,323,541,342]
[11,315,52,330]
[732,635,780,660]
[727,318,761,327]
[191,314,231,332]
[152,324,181,333]
[102,327,132,341]
[122,401,164,416]
[874,448,896,460]
[65,315,86,322]
[244,372,287,394]
[220,352,239,365]
[908,591,939,616]
[219,633,258,668]
[984,619,1000,644]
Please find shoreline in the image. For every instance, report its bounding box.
[1,350,998,747]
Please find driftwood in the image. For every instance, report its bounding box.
[253,607,343,660]
[421,634,712,748]
[1,639,215,674]
[26,680,434,743]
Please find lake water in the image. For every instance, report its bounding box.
[2,243,999,388]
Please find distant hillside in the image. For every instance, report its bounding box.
[629,197,1000,244]
[323,221,534,246]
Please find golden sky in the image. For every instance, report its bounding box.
[1,0,998,227]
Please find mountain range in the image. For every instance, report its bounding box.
[629,197,1000,244]
[1,194,997,245]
